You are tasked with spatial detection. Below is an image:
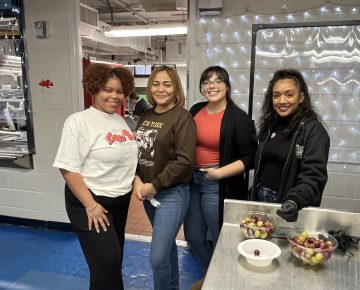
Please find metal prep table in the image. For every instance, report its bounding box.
[202,200,360,290]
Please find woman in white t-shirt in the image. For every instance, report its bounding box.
[53,64,138,290]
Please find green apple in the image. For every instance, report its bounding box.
[314,252,324,263]
[260,232,268,239]
[256,220,264,227]
[300,231,309,240]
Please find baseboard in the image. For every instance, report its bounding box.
[0,215,188,247]
[0,215,72,231]
[125,233,188,248]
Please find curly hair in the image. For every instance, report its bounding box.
[82,63,135,97]
[146,65,185,107]
[258,69,320,141]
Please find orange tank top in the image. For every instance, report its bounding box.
[194,107,224,166]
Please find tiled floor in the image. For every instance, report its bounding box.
[0,223,202,290]
[126,195,185,241]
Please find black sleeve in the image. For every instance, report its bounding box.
[286,122,330,209]
[232,108,258,171]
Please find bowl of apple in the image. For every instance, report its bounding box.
[239,212,277,240]
[287,230,338,265]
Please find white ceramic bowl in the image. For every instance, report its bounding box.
[237,239,281,267]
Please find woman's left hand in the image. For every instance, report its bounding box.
[141,183,157,200]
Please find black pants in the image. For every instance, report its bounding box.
[65,184,131,290]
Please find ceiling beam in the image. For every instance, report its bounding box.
[99,10,187,24]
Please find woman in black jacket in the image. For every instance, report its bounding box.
[250,69,330,222]
[184,66,258,290]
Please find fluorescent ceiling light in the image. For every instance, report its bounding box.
[90,60,118,65]
[104,23,187,37]
[124,63,187,67]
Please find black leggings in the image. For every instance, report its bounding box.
[65,184,131,290]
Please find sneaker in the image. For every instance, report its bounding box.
[190,278,204,290]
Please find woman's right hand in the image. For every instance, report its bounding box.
[86,203,110,233]
[200,167,222,180]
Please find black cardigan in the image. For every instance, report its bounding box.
[190,99,258,227]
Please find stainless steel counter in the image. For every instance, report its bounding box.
[202,200,360,290]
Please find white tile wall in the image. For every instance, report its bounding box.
[193,1,360,213]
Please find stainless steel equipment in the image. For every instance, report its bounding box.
[202,200,360,290]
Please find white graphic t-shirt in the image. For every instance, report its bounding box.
[54,106,138,197]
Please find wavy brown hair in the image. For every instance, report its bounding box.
[258,69,320,141]
[82,63,134,97]
[146,65,185,107]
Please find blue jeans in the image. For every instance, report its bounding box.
[183,168,220,269]
[257,184,278,203]
[143,183,190,290]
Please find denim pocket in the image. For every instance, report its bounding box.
[257,185,278,203]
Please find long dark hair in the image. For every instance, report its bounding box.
[199,66,231,101]
[257,69,320,141]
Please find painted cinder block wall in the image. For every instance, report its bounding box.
[0,0,83,222]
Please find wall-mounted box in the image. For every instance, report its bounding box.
[33,21,49,39]
[166,39,186,62]
[198,0,223,16]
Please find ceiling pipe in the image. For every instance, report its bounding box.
[105,0,114,25]
[109,0,149,24]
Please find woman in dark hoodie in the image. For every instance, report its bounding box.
[250,69,330,223]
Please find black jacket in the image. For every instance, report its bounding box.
[250,117,330,210]
[133,99,150,117]
[190,99,258,225]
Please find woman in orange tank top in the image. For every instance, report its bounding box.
[184,66,258,290]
